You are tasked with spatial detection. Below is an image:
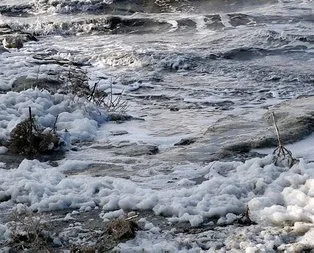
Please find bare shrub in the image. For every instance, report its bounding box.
[62,66,128,113]
[65,66,90,97]
[271,112,297,168]
[88,82,128,113]
[238,206,256,225]
[8,209,53,252]
[8,107,59,156]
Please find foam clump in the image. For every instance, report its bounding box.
[0,154,312,229]
[0,153,313,251]
[0,89,107,147]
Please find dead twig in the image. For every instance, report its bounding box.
[52,115,59,134]
[271,112,295,168]
[87,81,128,113]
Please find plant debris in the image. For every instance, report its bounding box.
[238,206,256,226]
[8,209,53,252]
[106,217,139,241]
[88,81,128,113]
[271,112,297,168]
[8,107,60,156]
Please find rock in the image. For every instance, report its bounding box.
[106,218,139,241]
[0,192,11,202]
[0,47,8,54]
[0,24,12,35]
[165,96,314,162]
[65,163,125,178]
[110,130,128,136]
[107,113,135,122]
[0,24,37,52]
[114,143,159,156]
[0,153,26,169]
[174,138,196,146]
[170,107,179,111]
[2,35,23,49]
[10,76,63,92]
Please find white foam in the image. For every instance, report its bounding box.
[0,89,107,143]
[0,154,313,234]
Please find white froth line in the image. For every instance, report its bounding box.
[220,14,233,28]
[167,20,178,32]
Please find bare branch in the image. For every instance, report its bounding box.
[271,111,295,168]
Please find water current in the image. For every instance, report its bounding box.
[0,0,314,160]
[1,1,314,251]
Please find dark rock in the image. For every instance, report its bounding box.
[170,107,179,112]
[161,96,314,163]
[110,130,128,136]
[2,33,37,50]
[107,113,144,123]
[220,47,269,60]
[0,24,12,34]
[106,218,139,241]
[2,35,23,49]
[174,138,196,146]
[228,13,253,27]
[114,143,159,156]
[107,113,134,122]
[223,142,252,153]
[11,76,63,92]
[0,193,11,202]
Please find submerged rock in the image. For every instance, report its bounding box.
[107,113,144,122]
[163,96,314,162]
[114,143,159,157]
[2,33,37,50]
[174,137,196,146]
[110,130,129,136]
[11,76,63,92]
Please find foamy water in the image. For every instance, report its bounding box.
[1,0,314,251]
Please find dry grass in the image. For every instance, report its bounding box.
[88,81,128,113]
[8,209,53,252]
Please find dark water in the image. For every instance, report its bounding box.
[1,0,278,15]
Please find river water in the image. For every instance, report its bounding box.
[1,0,314,143]
[1,1,314,105]
[1,0,314,251]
